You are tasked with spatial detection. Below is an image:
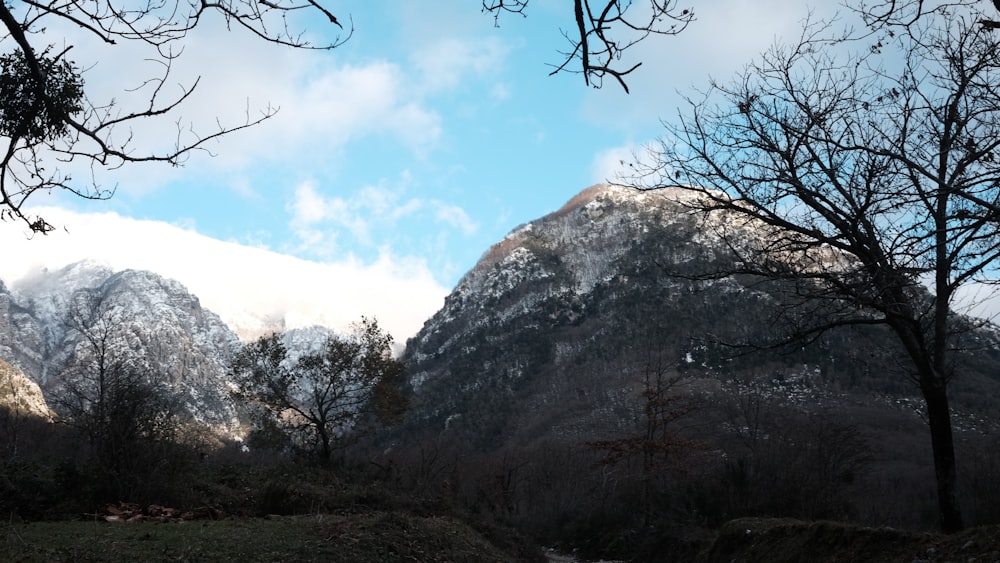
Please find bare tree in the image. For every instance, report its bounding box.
[0,0,348,234]
[0,0,699,232]
[482,0,694,93]
[587,334,701,525]
[230,317,407,463]
[856,0,1000,29]
[632,8,1000,532]
[54,288,183,499]
[715,372,871,522]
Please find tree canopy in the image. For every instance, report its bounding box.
[230,318,407,462]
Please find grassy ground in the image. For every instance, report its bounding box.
[5,511,1000,562]
[0,510,531,562]
[700,517,1000,563]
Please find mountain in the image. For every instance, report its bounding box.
[3,183,998,457]
[0,262,243,432]
[0,262,354,436]
[397,183,1000,451]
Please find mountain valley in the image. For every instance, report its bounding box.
[2,183,1000,560]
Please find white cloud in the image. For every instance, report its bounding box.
[953,282,1000,324]
[271,61,443,153]
[590,145,639,185]
[287,180,479,256]
[290,182,332,225]
[433,202,478,235]
[412,37,509,94]
[0,208,449,344]
[29,16,447,201]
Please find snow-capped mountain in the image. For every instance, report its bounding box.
[397,184,1000,450]
[0,262,244,432]
[0,262,356,435]
[4,183,1000,451]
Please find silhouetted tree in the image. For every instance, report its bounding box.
[231,317,407,463]
[482,0,694,92]
[634,8,1000,531]
[0,0,347,233]
[858,0,1000,29]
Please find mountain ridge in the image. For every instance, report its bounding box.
[0,261,367,436]
[397,183,1000,451]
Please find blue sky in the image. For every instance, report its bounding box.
[0,0,834,342]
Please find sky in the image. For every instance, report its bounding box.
[0,0,838,343]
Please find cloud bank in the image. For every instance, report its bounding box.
[0,208,449,344]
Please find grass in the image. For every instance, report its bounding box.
[700,517,1000,563]
[0,510,526,562]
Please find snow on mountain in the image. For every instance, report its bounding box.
[0,206,449,344]
[408,184,722,369]
[280,325,338,367]
[0,262,247,432]
[0,259,365,435]
[397,183,1000,451]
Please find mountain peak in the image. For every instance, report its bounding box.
[0,264,244,433]
[399,181,1000,452]
[554,183,717,216]
[12,259,115,299]
[554,183,621,213]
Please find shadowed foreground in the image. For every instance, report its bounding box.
[5,514,1000,562]
[0,511,536,563]
[699,518,1000,563]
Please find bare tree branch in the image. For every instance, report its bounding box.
[629,7,1000,532]
[0,0,347,234]
[484,0,694,93]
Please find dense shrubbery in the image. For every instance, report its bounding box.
[1,386,999,562]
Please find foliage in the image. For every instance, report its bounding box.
[0,48,83,143]
[231,318,407,462]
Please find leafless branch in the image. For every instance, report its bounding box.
[0,0,347,233]
[628,8,1000,531]
[484,0,694,93]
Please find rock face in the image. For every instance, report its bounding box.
[399,184,1000,450]
[0,358,54,420]
[0,262,243,432]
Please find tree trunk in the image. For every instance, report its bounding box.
[922,381,963,532]
[318,429,332,463]
[890,313,964,533]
